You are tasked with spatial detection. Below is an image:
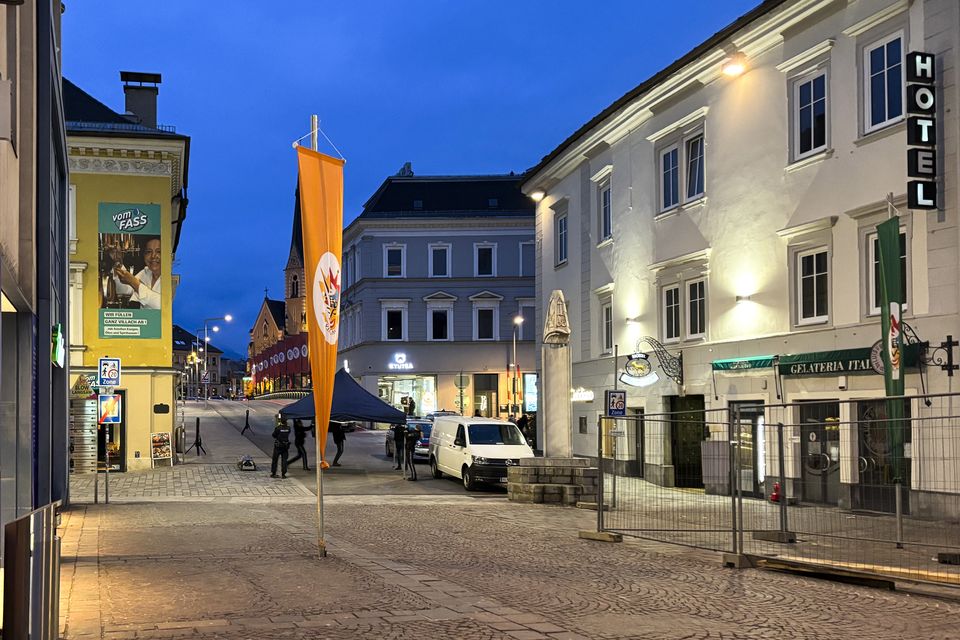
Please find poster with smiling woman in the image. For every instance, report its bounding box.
[98,202,163,339]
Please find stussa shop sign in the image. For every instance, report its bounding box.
[907,52,938,209]
[388,352,413,370]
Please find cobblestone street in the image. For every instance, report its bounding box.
[58,404,960,639]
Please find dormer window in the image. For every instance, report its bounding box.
[488,198,499,208]
[413,199,423,210]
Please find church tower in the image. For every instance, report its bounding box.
[284,184,307,335]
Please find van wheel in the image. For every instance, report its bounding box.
[431,457,443,479]
[462,466,477,491]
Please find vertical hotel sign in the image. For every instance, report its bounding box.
[907,52,937,209]
[98,203,163,338]
[296,148,345,466]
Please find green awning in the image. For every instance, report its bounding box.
[778,344,922,376]
[712,355,777,371]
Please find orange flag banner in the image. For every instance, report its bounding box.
[296,146,345,467]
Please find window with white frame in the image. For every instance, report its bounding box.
[601,301,613,352]
[867,229,908,315]
[659,130,706,213]
[793,70,828,159]
[430,308,451,341]
[797,248,829,324]
[429,243,451,277]
[520,241,535,277]
[384,245,405,278]
[599,179,612,241]
[475,308,495,340]
[687,279,706,339]
[685,135,705,200]
[381,302,407,341]
[661,146,680,210]
[518,303,534,340]
[555,214,568,266]
[474,243,496,277]
[662,285,681,342]
[864,32,904,133]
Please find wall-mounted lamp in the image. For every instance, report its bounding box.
[735,295,752,303]
[722,52,747,77]
[626,316,641,324]
[530,189,546,202]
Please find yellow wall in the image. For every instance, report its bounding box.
[72,171,173,368]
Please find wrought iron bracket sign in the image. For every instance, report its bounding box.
[633,336,683,386]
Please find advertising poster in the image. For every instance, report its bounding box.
[98,202,163,339]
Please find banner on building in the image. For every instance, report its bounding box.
[297,148,345,466]
[98,202,163,339]
[877,215,905,480]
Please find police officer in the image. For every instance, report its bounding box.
[404,422,422,481]
[271,417,292,478]
[286,418,310,471]
[391,422,407,470]
[331,421,346,467]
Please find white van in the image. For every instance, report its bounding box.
[428,417,535,490]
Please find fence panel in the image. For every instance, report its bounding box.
[600,394,960,586]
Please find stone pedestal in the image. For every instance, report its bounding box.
[507,457,598,506]
[542,343,572,458]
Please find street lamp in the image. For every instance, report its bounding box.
[512,315,524,415]
[202,315,232,404]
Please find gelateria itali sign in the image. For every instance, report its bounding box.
[777,345,920,376]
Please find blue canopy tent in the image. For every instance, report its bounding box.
[279,368,406,425]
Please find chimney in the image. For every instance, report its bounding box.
[120,71,162,128]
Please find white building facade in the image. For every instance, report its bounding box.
[523,0,960,514]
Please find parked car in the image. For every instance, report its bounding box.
[428,417,535,490]
[385,420,432,459]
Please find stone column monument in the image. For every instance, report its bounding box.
[541,289,572,458]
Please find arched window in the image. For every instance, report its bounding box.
[291,275,299,298]
[263,321,268,339]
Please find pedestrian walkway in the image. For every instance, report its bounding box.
[69,404,313,503]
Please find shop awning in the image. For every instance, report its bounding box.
[279,369,407,424]
[778,344,922,376]
[711,355,777,371]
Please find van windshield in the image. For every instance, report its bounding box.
[467,423,526,446]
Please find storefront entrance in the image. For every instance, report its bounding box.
[668,395,705,488]
[857,399,911,514]
[473,373,499,418]
[377,375,437,416]
[98,389,127,472]
[799,401,840,506]
[730,401,765,498]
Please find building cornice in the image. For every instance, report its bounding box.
[67,137,187,196]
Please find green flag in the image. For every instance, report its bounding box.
[877,216,905,481]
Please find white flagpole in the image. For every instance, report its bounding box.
[311,113,327,558]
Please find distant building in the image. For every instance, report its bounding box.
[339,168,536,418]
[172,325,224,398]
[66,72,190,471]
[247,188,310,394]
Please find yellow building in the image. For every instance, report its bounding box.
[65,73,190,471]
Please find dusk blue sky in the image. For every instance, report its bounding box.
[63,1,758,358]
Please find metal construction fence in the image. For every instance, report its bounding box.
[597,393,960,586]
